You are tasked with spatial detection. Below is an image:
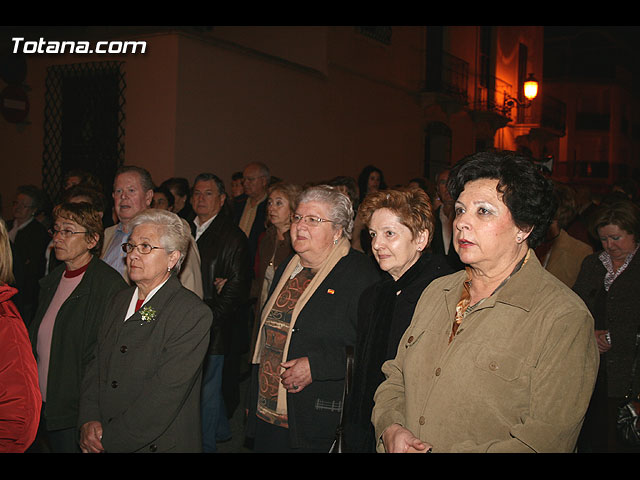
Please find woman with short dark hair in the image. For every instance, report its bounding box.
[372,151,599,453]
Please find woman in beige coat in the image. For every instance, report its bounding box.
[372,152,600,453]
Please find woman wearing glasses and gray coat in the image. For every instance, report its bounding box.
[78,209,212,453]
[28,202,127,452]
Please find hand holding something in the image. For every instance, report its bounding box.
[382,424,432,453]
[79,421,105,453]
[280,357,312,393]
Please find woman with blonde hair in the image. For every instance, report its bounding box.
[0,218,41,452]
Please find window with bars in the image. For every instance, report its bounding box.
[42,61,126,204]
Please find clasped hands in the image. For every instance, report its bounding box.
[382,423,433,453]
[280,356,311,393]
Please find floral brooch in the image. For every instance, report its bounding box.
[139,305,157,325]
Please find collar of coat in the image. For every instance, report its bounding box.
[442,249,543,319]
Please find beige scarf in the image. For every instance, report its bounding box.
[251,236,351,415]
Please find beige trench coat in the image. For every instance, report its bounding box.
[372,251,599,453]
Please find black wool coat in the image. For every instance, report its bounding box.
[573,250,640,397]
[343,251,455,452]
[247,249,380,451]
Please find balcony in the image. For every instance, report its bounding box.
[420,51,468,113]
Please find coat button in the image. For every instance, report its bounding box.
[120,345,128,353]
[419,416,425,425]
[407,336,414,343]
[149,444,157,452]
[435,367,441,376]
[111,380,119,388]
[489,361,498,371]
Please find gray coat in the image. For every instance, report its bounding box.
[78,275,212,452]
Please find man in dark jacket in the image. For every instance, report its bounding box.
[234,162,270,264]
[191,173,251,453]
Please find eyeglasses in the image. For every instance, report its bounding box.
[48,227,87,238]
[291,214,334,226]
[13,201,34,209]
[121,242,166,255]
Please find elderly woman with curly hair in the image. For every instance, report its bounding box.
[343,187,454,452]
[372,151,599,453]
[78,209,212,453]
[248,185,380,452]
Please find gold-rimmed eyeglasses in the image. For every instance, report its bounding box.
[121,242,166,255]
[291,214,334,227]
[48,227,87,238]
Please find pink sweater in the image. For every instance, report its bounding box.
[36,266,87,401]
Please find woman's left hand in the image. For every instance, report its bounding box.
[280,357,312,393]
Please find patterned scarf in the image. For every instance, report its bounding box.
[450,249,531,344]
[599,243,640,291]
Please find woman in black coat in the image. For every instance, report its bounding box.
[248,185,380,452]
[344,187,453,452]
[573,197,640,452]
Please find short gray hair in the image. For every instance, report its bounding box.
[298,185,354,239]
[129,209,191,272]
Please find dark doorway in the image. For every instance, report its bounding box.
[42,61,125,205]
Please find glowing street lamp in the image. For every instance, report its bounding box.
[502,73,539,116]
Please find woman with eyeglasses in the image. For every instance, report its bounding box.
[78,209,212,453]
[247,185,380,452]
[27,202,127,452]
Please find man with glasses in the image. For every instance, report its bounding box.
[190,173,251,452]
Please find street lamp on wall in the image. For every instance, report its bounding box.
[502,73,539,116]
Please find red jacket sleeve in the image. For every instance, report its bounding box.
[0,295,41,453]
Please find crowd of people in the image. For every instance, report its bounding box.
[1,151,639,453]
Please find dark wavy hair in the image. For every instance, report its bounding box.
[447,151,557,249]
